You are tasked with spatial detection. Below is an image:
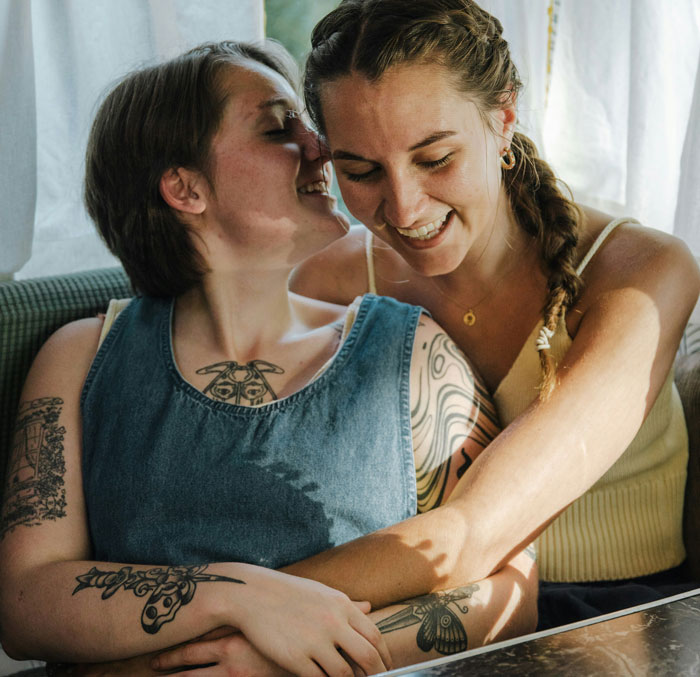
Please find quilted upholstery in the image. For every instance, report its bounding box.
[0,267,131,494]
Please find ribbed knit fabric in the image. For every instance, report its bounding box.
[493,219,688,582]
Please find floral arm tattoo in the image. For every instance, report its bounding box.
[1,397,67,539]
[412,333,499,512]
[72,564,245,634]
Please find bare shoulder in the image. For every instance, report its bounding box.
[577,208,700,309]
[290,225,370,305]
[411,313,478,379]
[570,209,700,349]
[290,292,348,328]
[23,318,105,398]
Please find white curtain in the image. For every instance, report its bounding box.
[1,0,264,280]
[485,0,700,253]
[3,1,699,280]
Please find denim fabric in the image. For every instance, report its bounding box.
[81,294,420,567]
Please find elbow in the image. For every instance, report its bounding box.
[0,580,35,661]
[0,611,31,662]
[1,638,29,662]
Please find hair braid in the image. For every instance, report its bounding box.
[506,132,582,398]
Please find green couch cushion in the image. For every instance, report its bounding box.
[0,267,131,494]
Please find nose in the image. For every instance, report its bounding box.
[297,122,329,164]
[381,171,426,230]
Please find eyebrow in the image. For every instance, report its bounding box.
[258,97,292,111]
[332,130,458,162]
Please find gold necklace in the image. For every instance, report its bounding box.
[432,254,523,327]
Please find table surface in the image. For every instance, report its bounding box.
[385,588,700,676]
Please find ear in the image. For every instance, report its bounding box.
[159,167,207,215]
[493,89,517,147]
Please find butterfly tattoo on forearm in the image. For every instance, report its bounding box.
[376,584,479,655]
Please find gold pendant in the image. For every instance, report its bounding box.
[463,310,476,326]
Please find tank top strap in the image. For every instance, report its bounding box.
[576,217,640,275]
[97,297,132,348]
[364,228,377,294]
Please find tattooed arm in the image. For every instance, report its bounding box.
[150,551,536,673]
[0,320,389,674]
[408,318,500,513]
[283,317,538,613]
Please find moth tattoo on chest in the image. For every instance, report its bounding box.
[196,360,285,405]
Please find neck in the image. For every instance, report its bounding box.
[175,268,297,361]
[437,192,533,297]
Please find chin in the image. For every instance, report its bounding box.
[394,237,467,278]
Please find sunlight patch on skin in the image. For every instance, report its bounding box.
[484,582,522,644]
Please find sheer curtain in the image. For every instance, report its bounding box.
[485,0,700,253]
[3,1,699,280]
[1,0,264,280]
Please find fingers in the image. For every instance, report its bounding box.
[152,639,218,672]
[348,607,393,672]
[312,649,358,677]
[333,627,391,676]
[352,600,372,614]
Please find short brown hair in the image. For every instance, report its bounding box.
[84,40,297,297]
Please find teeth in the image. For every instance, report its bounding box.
[396,213,449,240]
[298,181,329,194]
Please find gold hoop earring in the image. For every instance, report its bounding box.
[500,148,516,170]
[375,222,387,231]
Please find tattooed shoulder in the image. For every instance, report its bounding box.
[1,397,68,539]
[412,330,498,512]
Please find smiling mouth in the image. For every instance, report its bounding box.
[395,212,451,241]
[298,180,330,195]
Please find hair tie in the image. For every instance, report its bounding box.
[536,326,555,351]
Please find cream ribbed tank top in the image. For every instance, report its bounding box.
[493,218,688,581]
[365,219,689,581]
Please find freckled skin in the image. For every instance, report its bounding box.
[320,62,517,279]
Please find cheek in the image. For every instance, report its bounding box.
[335,178,373,220]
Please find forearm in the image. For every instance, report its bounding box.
[1,559,251,662]
[282,505,471,608]
[80,552,537,675]
[370,550,537,669]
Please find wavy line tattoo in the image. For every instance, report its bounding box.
[1,397,67,539]
[197,360,284,405]
[73,564,245,634]
[377,585,479,655]
[412,333,499,511]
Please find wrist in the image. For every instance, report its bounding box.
[204,562,257,630]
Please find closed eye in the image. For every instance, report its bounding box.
[264,128,291,137]
[342,153,454,183]
[264,109,302,138]
[343,166,380,183]
[419,153,453,170]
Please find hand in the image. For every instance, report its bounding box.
[230,568,392,676]
[152,631,293,677]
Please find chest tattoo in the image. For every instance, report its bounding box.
[196,360,285,405]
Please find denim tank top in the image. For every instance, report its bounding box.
[81,294,420,567]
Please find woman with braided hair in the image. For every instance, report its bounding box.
[289,0,700,630]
